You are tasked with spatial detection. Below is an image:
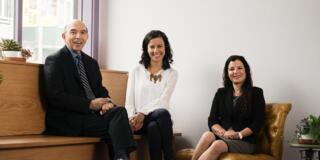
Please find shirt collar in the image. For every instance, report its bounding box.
[67,46,81,59]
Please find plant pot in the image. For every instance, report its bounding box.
[2,51,26,62]
[299,134,316,144]
[2,51,22,58]
[301,134,313,140]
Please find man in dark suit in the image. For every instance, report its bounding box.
[43,19,135,160]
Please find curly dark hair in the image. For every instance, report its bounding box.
[139,30,173,70]
[223,55,253,112]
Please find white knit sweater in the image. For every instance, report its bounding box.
[125,64,178,117]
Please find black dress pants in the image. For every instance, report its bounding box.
[135,108,175,160]
[81,106,136,159]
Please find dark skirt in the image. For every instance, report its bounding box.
[215,134,254,154]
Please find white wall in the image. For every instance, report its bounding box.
[99,0,320,159]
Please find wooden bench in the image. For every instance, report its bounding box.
[0,60,180,160]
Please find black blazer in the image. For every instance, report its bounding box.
[43,46,109,136]
[208,87,266,143]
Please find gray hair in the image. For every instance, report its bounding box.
[63,19,88,33]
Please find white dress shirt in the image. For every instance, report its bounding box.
[125,64,178,118]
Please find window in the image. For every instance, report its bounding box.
[0,0,99,64]
[0,0,15,39]
[22,0,75,63]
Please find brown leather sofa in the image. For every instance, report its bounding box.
[176,103,292,160]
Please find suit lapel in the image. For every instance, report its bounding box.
[224,88,233,124]
[61,46,81,84]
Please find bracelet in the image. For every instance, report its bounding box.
[238,132,243,139]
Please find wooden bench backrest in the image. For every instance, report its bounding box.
[0,61,128,136]
[100,69,128,106]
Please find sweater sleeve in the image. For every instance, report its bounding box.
[248,87,266,135]
[208,88,222,131]
[125,67,137,118]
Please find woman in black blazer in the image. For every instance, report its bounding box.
[192,55,266,160]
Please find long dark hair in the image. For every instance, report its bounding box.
[223,55,253,112]
[139,30,173,70]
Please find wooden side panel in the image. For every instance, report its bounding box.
[0,61,45,136]
[100,70,128,107]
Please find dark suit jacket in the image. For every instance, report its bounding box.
[43,46,109,136]
[208,87,266,143]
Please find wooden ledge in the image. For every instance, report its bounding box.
[0,132,181,149]
[0,135,101,149]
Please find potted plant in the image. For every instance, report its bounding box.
[308,115,320,142]
[0,39,22,57]
[295,115,320,144]
[0,39,32,62]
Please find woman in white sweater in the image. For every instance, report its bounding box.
[125,30,178,160]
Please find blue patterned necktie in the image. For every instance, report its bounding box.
[76,55,95,99]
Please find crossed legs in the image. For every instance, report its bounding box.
[192,131,228,160]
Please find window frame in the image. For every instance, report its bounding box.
[13,0,99,63]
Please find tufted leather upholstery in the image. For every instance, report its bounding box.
[176,103,292,160]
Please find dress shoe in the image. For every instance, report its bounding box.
[114,149,129,160]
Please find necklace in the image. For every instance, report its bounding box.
[150,73,162,83]
[149,69,163,83]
